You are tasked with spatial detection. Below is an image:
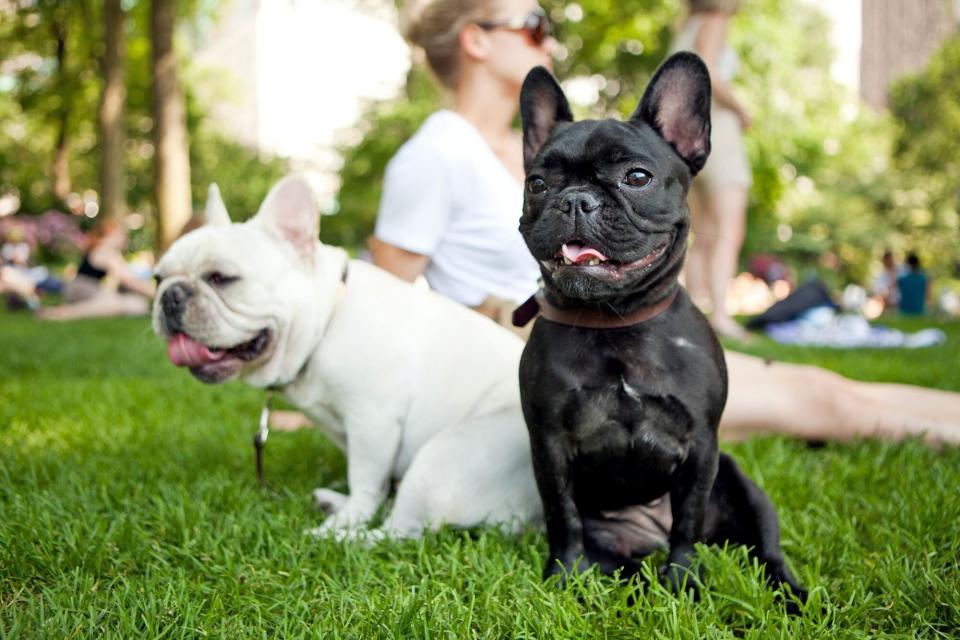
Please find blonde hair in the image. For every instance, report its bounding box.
[687,0,741,14]
[402,0,500,89]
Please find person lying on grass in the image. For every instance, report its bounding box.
[38,220,155,321]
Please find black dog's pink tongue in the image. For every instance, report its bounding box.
[167,333,225,367]
[562,243,609,264]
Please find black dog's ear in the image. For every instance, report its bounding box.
[520,66,574,169]
[631,52,712,175]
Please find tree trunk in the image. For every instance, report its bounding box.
[99,0,127,220]
[52,125,71,203]
[51,19,71,203]
[151,0,192,252]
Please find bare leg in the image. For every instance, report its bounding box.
[270,410,314,431]
[684,183,716,311]
[721,351,960,445]
[38,291,149,320]
[703,186,748,340]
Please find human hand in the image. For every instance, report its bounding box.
[736,107,752,130]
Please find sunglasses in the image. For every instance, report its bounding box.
[476,8,552,46]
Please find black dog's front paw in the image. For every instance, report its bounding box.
[765,561,808,615]
[778,589,807,616]
[659,550,703,598]
[543,555,590,584]
[659,563,702,598]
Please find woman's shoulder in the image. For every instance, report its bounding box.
[393,110,476,163]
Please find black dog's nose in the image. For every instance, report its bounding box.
[560,191,601,215]
[161,282,194,328]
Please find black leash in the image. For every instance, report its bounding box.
[251,260,349,489]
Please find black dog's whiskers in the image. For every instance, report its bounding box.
[688,229,732,240]
[602,301,628,323]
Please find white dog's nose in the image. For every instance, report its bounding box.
[161,282,193,329]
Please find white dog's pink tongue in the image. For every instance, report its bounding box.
[562,243,608,264]
[167,333,226,367]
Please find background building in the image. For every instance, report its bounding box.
[860,0,958,108]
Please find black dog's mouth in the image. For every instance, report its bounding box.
[166,329,272,383]
[541,237,671,278]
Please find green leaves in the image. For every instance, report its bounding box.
[0,0,289,249]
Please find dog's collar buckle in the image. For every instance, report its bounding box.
[513,288,678,329]
[253,391,274,488]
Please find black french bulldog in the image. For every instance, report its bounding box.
[516,52,805,608]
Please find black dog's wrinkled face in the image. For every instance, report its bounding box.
[519,53,712,306]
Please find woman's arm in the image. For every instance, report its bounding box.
[95,248,156,298]
[694,12,751,128]
[369,237,430,283]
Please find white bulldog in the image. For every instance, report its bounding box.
[152,176,541,539]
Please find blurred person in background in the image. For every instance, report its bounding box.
[871,250,901,312]
[898,253,930,315]
[37,219,155,320]
[670,0,753,341]
[0,230,62,310]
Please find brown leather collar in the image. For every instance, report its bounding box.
[513,288,678,330]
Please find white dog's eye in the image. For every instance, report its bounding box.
[204,271,238,286]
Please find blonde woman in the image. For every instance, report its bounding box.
[342,0,960,445]
[371,0,554,328]
[671,0,753,341]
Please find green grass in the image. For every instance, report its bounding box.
[1,311,959,638]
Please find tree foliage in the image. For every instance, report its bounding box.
[887,35,960,272]
[0,0,101,213]
[0,0,288,250]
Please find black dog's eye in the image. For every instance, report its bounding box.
[204,271,238,286]
[153,274,164,286]
[527,176,547,194]
[623,169,653,188]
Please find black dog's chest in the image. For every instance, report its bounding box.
[562,372,690,460]
[519,304,726,510]
[561,376,691,507]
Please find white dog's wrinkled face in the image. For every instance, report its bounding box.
[152,177,330,387]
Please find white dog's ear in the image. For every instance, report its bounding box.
[253,175,319,261]
[204,184,231,226]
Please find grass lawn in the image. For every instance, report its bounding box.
[2,309,959,638]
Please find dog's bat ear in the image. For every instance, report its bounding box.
[520,66,573,170]
[632,52,712,175]
[253,175,319,262]
[204,184,231,226]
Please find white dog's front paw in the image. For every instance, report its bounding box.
[303,525,383,545]
[304,509,372,542]
[312,487,348,514]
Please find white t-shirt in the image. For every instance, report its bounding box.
[375,110,541,306]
